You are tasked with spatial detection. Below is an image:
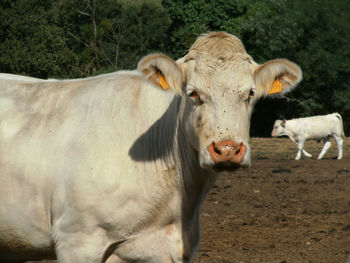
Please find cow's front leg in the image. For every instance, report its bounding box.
[318,137,331,159]
[295,139,305,160]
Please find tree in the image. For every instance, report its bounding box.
[0,0,172,77]
[60,0,171,75]
[163,0,263,57]
[0,0,80,78]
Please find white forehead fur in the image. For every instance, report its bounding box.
[183,54,256,100]
[177,32,256,98]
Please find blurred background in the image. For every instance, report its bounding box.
[1,0,349,136]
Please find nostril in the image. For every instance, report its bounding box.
[213,142,221,155]
[234,143,243,155]
[235,148,241,155]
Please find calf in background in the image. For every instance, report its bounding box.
[271,113,345,160]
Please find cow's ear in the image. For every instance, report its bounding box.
[281,119,286,128]
[254,59,302,97]
[138,53,184,95]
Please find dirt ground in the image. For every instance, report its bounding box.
[193,137,350,263]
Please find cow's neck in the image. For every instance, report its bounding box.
[170,98,217,247]
[114,96,217,260]
[150,94,218,236]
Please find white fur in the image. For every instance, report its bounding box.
[271,113,345,160]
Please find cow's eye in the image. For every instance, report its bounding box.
[189,90,199,99]
[186,89,202,104]
[186,87,203,105]
[249,88,255,98]
[247,88,256,103]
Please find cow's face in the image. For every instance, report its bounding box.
[271,120,287,137]
[178,55,256,170]
[139,32,302,171]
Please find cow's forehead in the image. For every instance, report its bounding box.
[181,32,260,100]
[194,52,255,71]
[187,55,256,98]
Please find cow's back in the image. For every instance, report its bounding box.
[290,114,342,140]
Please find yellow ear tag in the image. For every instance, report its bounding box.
[158,71,170,90]
[268,78,282,94]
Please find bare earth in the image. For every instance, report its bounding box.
[194,137,350,263]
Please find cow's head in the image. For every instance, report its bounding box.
[138,32,302,171]
[271,119,287,137]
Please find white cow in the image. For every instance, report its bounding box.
[271,113,345,160]
[0,32,302,262]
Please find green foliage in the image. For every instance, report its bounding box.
[0,0,171,77]
[0,0,80,78]
[58,0,171,75]
[0,0,349,135]
[162,0,260,57]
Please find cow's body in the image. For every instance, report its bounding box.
[0,72,191,262]
[271,113,345,160]
[0,32,302,262]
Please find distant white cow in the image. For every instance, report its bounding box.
[271,113,345,160]
[0,32,302,262]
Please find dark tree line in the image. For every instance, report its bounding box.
[0,0,349,136]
